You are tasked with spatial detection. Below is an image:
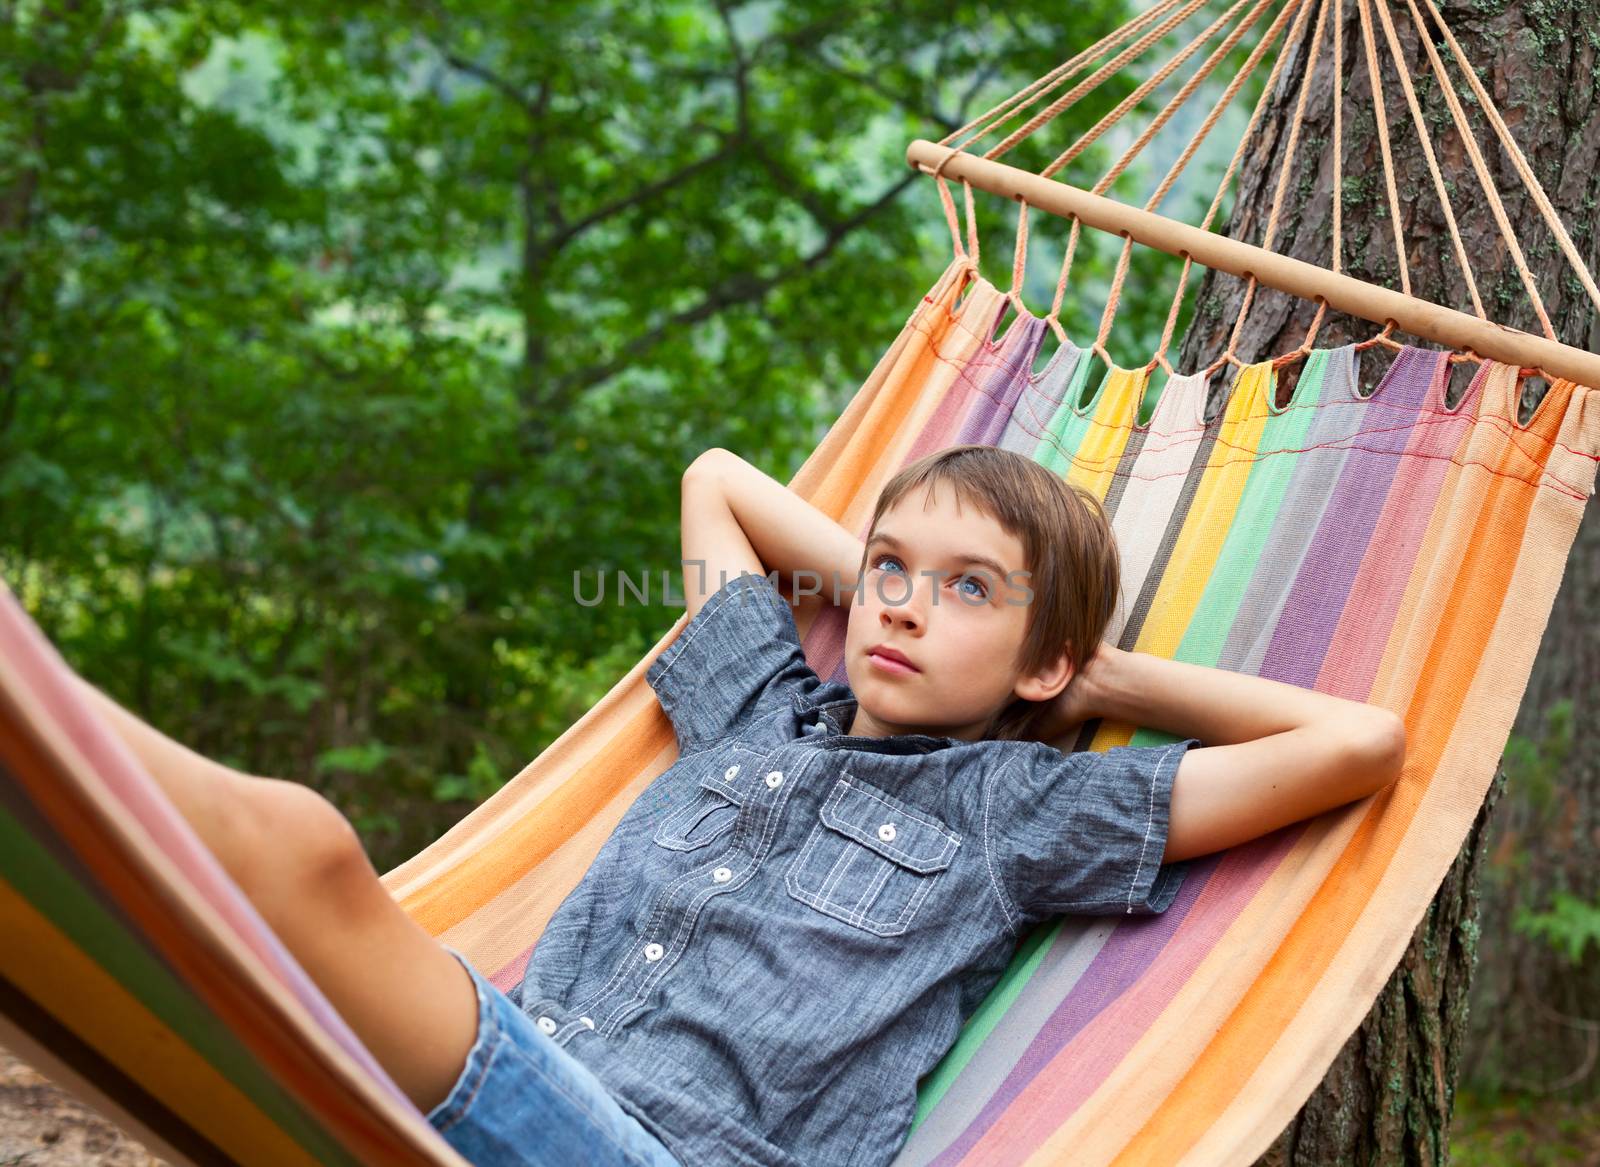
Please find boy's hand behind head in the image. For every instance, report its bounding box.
[1040,640,1119,744]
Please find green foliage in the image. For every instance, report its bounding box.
[1492,699,1595,969]
[1,0,1257,867]
[1512,891,1600,966]
[1500,698,1573,816]
[1450,1089,1600,1166]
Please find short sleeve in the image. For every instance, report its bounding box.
[645,572,818,754]
[988,737,1200,921]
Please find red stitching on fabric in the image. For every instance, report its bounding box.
[896,306,1598,499]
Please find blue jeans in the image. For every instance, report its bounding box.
[427,952,684,1167]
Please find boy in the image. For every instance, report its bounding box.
[73,444,1405,1167]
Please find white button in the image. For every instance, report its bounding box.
[536,1016,557,1035]
[644,942,665,961]
[725,764,740,780]
[579,1016,595,1030]
[765,770,784,789]
[878,822,897,842]
[713,866,732,882]
[814,721,828,733]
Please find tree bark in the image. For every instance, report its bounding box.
[1168,1,1600,1161]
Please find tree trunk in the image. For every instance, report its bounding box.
[1170,1,1600,1161]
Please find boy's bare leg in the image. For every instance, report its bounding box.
[70,677,477,1114]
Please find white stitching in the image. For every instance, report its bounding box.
[835,779,960,868]
[1127,742,1183,914]
[982,754,1022,936]
[785,779,946,936]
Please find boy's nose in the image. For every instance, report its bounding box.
[881,605,920,631]
[878,577,928,630]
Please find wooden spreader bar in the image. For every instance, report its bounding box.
[907,140,1600,388]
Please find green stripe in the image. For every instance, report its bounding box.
[0,795,366,1167]
[1175,353,1330,665]
[1035,358,1100,477]
[910,916,1061,1130]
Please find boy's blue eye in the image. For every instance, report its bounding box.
[871,554,904,574]
[957,574,988,599]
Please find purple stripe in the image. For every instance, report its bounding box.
[1261,347,1446,688]
[935,821,1305,1164]
[956,315,1049,447]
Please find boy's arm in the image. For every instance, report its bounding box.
[678,448,865,621]
[1055,646,1406,865]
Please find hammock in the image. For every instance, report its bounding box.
[4,2,1600,1164]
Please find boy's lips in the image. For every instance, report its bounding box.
[867,645,920,675]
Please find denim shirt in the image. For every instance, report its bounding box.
[514,574,1198,1167]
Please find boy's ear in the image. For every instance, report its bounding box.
[1013,648,1075,703]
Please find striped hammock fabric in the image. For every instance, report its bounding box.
[2,257,1597,1166]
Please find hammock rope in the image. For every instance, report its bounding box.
[1155,0,1317,374]
[1082,0,1300,364]
[1387,0,1553,337]
[910,0,1600,386]
[1417,0,1600,316]
[1007,198,1029,311]
[946,0,1210,165]
[1368,0,1487,322]
[1086,0,1318,374]
[937,0,1191,159]
[1293,0,1341,358]
[1048,0,1313,367]
[1212,0,1331,374]
[1039,0,1270,181]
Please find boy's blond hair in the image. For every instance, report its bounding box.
[862,445,1121,742]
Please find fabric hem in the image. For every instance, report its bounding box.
[1124,737,1202,915]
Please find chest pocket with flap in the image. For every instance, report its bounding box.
[785,776,961,937]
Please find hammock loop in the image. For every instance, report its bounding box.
[934,174,969,263]
[1300,295,1331,352]
[1271,336,1316,371]
[930,163,982,271]
[1093,234,1137,357]
[1008,198,1031,307]
[1220,274,1261,369]
[962,178,980,269]
[1047,216,1083,326]
[1354,319,1403,352]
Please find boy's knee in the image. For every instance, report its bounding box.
[227,777,376,914]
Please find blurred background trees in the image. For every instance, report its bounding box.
[4,0,1212,863]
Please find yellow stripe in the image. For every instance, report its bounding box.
[0,880,324,1167]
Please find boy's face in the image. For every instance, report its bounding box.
[842,481,1073,740]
